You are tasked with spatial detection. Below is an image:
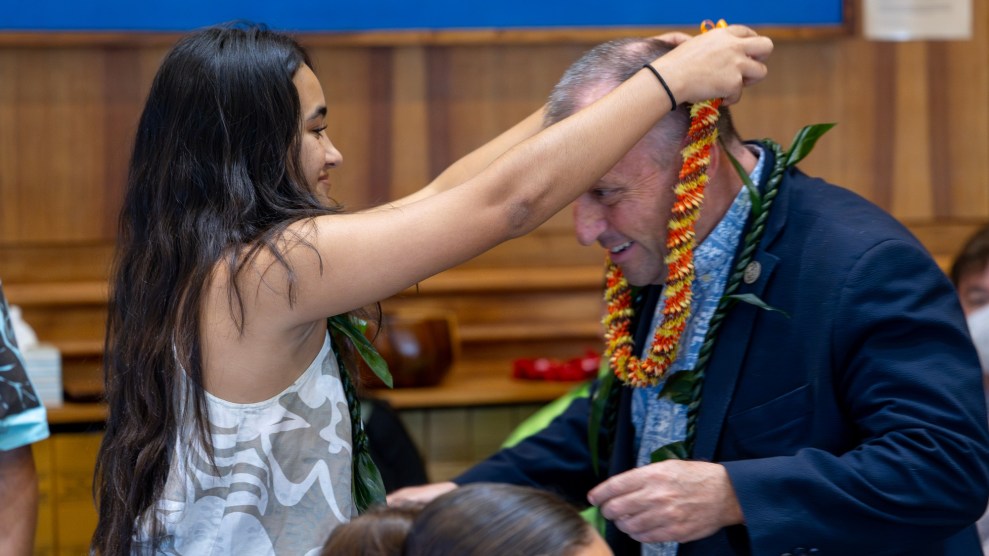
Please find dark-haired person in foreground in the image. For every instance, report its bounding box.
[391,36,989,556]
[404,483,612,556]
[326,484,611,556]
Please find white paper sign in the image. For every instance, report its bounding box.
[864,0,972,41]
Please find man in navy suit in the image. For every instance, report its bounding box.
[391,37,989,555]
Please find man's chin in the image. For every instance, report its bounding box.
[616,267,665,288]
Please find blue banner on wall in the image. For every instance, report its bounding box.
[3,1,843,32]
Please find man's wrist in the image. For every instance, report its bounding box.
[716,464,746,526]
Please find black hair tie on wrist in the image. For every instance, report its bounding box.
[643,64,677,112]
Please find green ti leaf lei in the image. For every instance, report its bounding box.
[327,314,394,512]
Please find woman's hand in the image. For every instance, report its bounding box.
[649,25,773,106]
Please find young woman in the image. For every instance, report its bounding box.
[91,22,771,555]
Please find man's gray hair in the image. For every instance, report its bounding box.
[544,37,738,149]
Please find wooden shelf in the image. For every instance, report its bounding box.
[43,363,581,423]
[46,402,107,425]
[459,321,601,343]
[54,340,104,357]
[366,359,586,409]
[4,280,108,306]
[403,265,603,294]
[371,368,583,410]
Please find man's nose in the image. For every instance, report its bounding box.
[573,197,605,247]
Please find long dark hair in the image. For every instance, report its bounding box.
[321,504,423,556]
[92,23,342,555]
[951,225,989,287]
[403,483,597,556]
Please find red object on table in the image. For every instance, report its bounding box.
[512,350,601,381]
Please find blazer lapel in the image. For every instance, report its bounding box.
[692,249,780,460]
[692,148,791,462]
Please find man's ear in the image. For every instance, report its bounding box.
[708,139,723,176]
[674,131,723,176]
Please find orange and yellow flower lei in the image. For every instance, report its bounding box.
[603,20,726,388]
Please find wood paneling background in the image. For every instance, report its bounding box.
[1,2,987,392]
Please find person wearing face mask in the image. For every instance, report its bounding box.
[952,225,989,317]
[952,225,989,553]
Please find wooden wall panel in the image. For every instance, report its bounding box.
[732,0,989,223]
[1,5,987,389]
[3,27,986,276]
[389,46,431,200]
[0,48,111,244]
[309,47,376,210]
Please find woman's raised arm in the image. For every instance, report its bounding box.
[269,26,773,325]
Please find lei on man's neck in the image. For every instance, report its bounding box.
[586,19,837,474]
[604,18,732,390]
[604,99,722,388]
[589,116,835,471]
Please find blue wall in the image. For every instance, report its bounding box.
[3,1,843,32]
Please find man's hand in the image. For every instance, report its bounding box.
[587,460,743,544]
[387,481,457,506]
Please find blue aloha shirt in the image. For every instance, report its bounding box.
[633,145,765,556]
[0,283,50,451]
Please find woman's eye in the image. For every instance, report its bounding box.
[312,126,327,137]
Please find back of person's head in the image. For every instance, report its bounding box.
[952,225,989,315]
[402,483,605,556]
[544,37,739,157]
[321,504,421,556]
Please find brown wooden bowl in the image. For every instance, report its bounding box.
[358,310,459,389]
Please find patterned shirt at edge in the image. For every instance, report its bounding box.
[0,281,50,451]
[633,145,765,556]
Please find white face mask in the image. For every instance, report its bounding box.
[967,305,989,377]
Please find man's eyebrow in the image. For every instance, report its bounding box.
[305,106,327,122]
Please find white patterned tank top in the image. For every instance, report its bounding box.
[137,332,355,555]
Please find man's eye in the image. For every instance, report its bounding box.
[593,189,619,204]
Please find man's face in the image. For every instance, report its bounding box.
[565,81,687,286]
[574,139,680,286]
[958,264,989,316]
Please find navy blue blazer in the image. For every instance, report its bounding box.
[457,145,989,555]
